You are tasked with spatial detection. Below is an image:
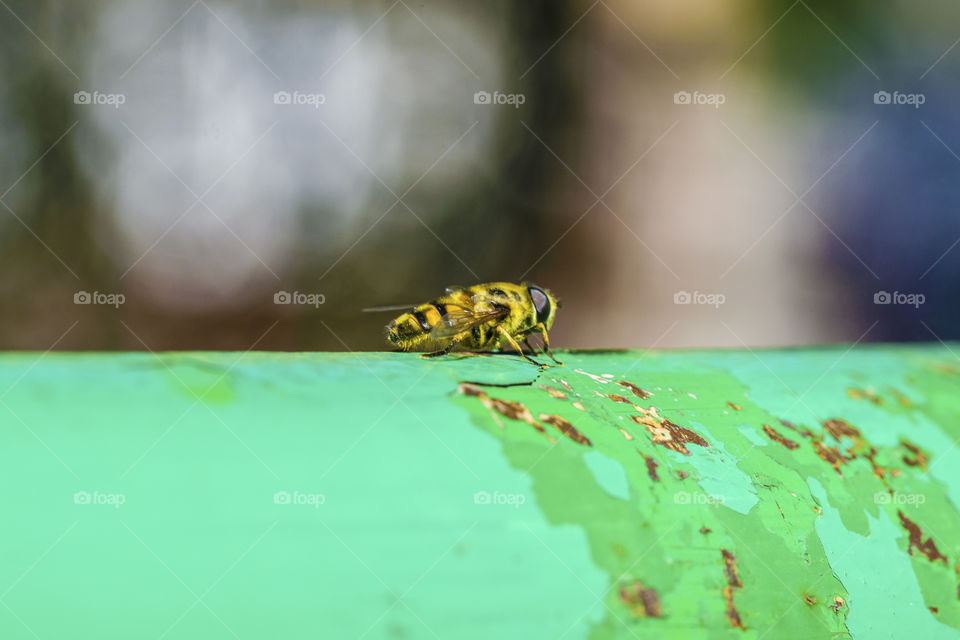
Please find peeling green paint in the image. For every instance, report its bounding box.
[582,451,631,501]
[2,345,960,638]
[809,477,954,639]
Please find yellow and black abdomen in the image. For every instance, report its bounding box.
[386,302,443,351]
[386,287,478,352]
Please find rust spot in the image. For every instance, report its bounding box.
[722,549,743,588]
[804,594,817,605]
[606,393,633,405]
[572,402,585,411]
[930,606,939,614]
[829,596,845,613]
[618,581,662,618]
[699,526,712,535]
[812,439,852,475]
[762,424,799,449]
[847,387,882,404]
[616,380,651,399]
[459,383,554,442]
[539,413,592,446]
[890,388,912,407]
[780,419,814,438]
[901,441,929,470]
[557,379,573,391]
[618,427,634,440]
[899,511,948,565]
[638,451,660,482]
[632,413,709,455]
[676,470,689,480]
[539,385,567,400]
[863,448,890,486]
[823,418,861,442]
[726,402,742,411]
[720,549,745,629]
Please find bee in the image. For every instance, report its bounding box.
[382,282,561,366]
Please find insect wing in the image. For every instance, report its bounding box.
[430,304,508,339]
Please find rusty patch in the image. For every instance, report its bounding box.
[901,441,929,470]
[812,439,852,475]
[459,383,554,442]
[726,402,742,411]
[930,606,939,614]
[700,526,712,535]
[676,470,689,480]
[539,385,567,400]
[606,393,633,405]
[631,413,709,456]
[762,424,799,450]
[780,419,814,438]
[890,388,912,407]
[722,549,743,588]
[619,581,662,618]
[557,379,573,391]
[829,596,845,613]
[899,511,948,565]
[720,549,745,629]
[823,418,860,442]
[616,380,651,399]
[539,413,592,446]
[863,448,890,485]
[618,427,634,440]
[823,418,861,442]
[847,387,882,404]
[804,594,817,605]
[638,451,660,482]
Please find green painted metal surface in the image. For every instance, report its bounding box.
[2,346,960,639]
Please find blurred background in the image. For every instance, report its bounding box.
[1,0,958,352]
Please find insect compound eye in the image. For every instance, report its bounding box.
[527,286,551,324]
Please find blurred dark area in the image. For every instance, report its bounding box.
[1,0,958,352]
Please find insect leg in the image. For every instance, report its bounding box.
[421,335,463,359]
[533,322,563,365]
[496,326,544,367]
[522,337,537,355]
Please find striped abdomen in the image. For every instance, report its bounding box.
[386,300,454,351]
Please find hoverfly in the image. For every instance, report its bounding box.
[373,282,561,366]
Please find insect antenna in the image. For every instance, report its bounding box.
[361,304,417,312]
